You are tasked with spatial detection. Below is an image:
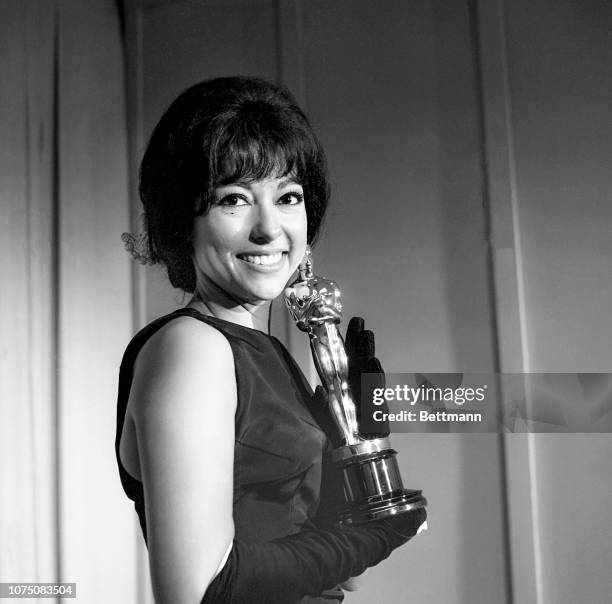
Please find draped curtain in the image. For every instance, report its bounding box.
[1,1,137,601]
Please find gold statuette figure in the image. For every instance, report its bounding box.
[285,249,427,524]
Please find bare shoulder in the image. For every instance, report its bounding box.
[137,315,232,370]
[128,315,236,421]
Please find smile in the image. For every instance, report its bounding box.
[237,252,286,268]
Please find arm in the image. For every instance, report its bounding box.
[128,317,236,604]
[201,510,426,603]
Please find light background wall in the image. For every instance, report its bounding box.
[1,0,611,602]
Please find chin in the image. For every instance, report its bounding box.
[246,286,285,303]
[237,278,288,304]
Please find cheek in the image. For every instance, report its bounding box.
[193,215,243,257]
[192,220,235,280]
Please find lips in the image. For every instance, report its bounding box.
[236,252,288,269]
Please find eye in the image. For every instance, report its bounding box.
[216,193,250,207]
[277,191,304,206]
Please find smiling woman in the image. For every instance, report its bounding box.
[116,77,425,604]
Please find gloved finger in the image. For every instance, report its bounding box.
[348,357,384,398]
[356,329,376,360]
[368,357,383,373]
[365,358,385,389]
[348,358,384,401]
[356,366,390,438]
[345,316,364,357]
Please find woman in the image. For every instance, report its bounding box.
[116,76,426,604]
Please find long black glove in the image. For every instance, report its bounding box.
[201,508,427,604]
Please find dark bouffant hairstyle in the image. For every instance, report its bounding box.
[138,76,330,292]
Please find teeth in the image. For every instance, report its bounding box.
[241,253,283,266]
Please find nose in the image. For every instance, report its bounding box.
[250,203,282,243]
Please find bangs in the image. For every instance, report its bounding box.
[206,105,317,190]
[213,137,300,186]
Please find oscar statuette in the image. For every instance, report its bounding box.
[284,249,427,524]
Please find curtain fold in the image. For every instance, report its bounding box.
[1,0,57,584]
[1,1,136,601]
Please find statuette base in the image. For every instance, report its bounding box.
[330,437,428,525]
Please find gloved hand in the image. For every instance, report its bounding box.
[345,317,390,439]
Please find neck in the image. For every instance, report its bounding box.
[187,279,272,333]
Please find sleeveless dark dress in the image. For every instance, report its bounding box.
[115,308,344,603]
